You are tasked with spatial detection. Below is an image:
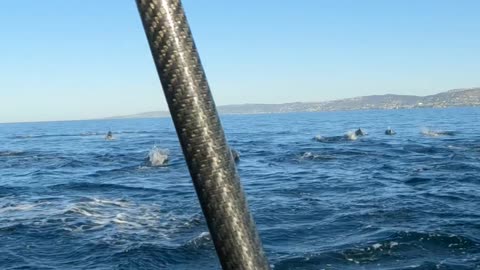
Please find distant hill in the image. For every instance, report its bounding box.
[111,110,170,119]
[110,87,480,119]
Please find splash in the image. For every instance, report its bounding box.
[301,152,316,159]
[147,146,169,166]
[313,131,361,142]
[299,152,335,161]
[105,131,115,141]
[345,131,358,141]
[81,132,102,136]
[421,128,456,137]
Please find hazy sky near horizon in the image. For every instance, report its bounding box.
[1,0,480,123]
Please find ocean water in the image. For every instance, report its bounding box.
[1,108,480,270]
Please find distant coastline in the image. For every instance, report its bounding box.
[109,87,480,119]
[2,88,479,124]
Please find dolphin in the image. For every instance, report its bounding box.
[385,128,396,135]
[230,148,240,163]
[355,128,365,137]
[105,131,114,140]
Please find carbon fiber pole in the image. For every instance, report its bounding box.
[135,1,270,269]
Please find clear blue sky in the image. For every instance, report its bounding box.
[1,0,479,123]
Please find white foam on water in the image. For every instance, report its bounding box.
[345,131,358,141]
[147,146,169,166]
[53,197,199,240]
[91,198,130,208]
[0,204,35,213]
[421,128,455,137]
[421,128,440,137]
[0,150,24,157]
[301,152,315,159]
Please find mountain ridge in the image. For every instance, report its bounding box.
[110,87,480,119]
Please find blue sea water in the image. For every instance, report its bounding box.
[1,108,480,270]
